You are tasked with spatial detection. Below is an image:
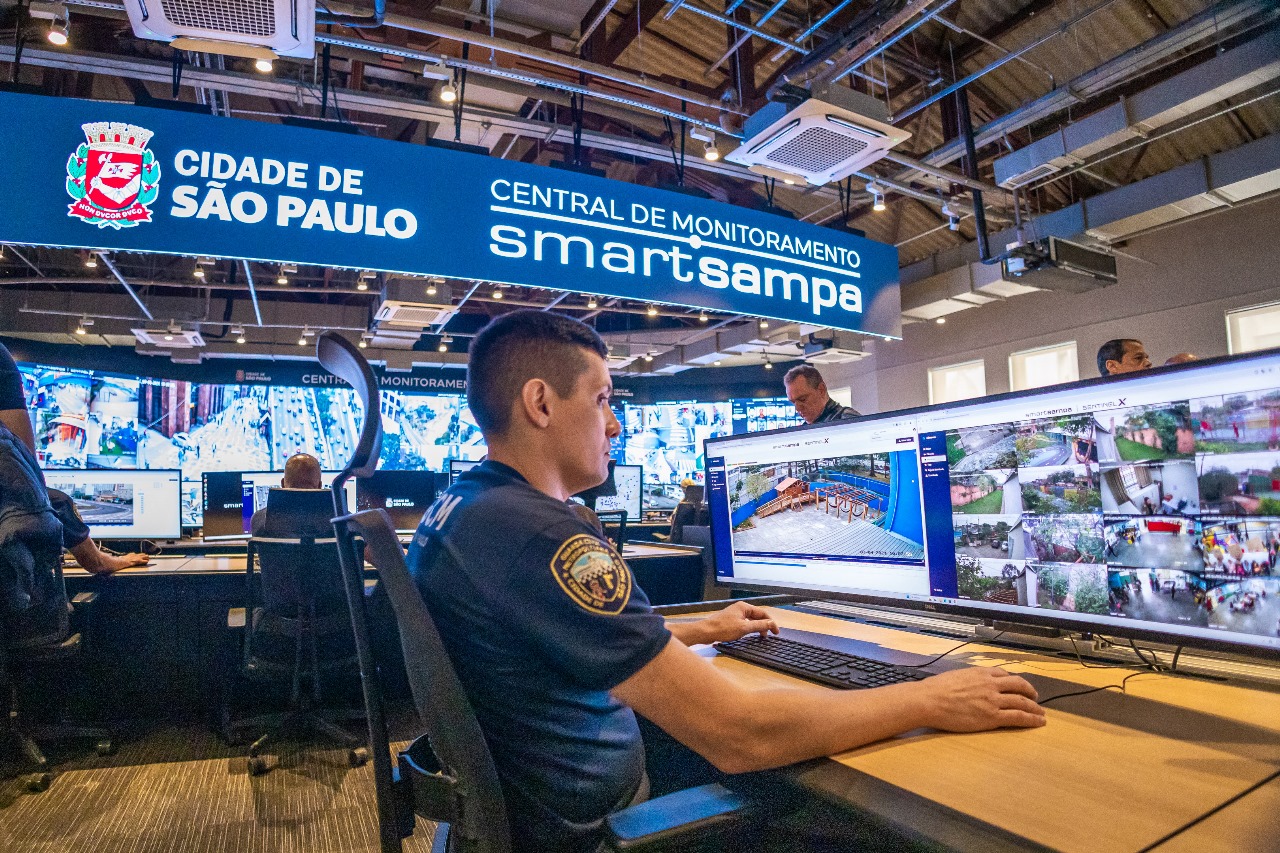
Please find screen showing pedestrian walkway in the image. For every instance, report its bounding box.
[706,348,1280,656]
[42,468,181,540]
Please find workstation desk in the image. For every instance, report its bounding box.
[61,541,704,718]
[669,604,1280,853]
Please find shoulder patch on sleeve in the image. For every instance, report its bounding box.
[549,534,632,615]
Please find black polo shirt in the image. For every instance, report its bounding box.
[46,487,91,549]
[406,460,671,853]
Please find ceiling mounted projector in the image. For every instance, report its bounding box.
[122,0,316,60]
[725,83,910,187]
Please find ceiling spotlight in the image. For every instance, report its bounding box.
[764,358,774,370]
[193,265,205,279]
[235,329,246,345]
[703,139,719,161]
[699,311,708,323]
[83,252,98,269]
[936,317,947,325]
[74,320,86,336]
[759,319,769,330]
[46,20,68,46]
[713,360,723,366]
[254,58,273,74]
[357,336,369,349]
[647,304,658,317]
[491,288,503,299]
[426,282,438,297]
[866,181,887,212]
[643,352,654,363]
[941,199,962,231]
[356,280,368,291]
[277,274,288,285]
[298,333,308,346]
[439,81,459,104]
[164,333,174,342]
[587,296,598,309]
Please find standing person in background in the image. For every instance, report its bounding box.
[783,364,860,424]
[0,342,148,574]
[1096,339,1152,376]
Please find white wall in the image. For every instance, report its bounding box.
[822,195,1280,414]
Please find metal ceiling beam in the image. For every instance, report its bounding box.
[97,253,153,319]
[239,260,264,326]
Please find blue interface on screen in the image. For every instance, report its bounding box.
[705,349,1280,655]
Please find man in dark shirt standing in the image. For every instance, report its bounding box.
[0,343,146,574]
[783,364,860,424]
[406,311,1044,853]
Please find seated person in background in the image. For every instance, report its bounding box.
[655,479,705,542]
[1165,352,1197,366]
[1096,338,1152,376]
[0,342,146,575]
[408,310,1045,853]
[249,452,324,536]
[47,488,149,574]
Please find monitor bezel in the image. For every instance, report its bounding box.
[705,346,1280,662]
[199,469,354,541]
[597,462,643,520]
[355,470,439,534]
[43,466,184,541]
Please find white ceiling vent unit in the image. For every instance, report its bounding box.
[374,278,457,330]
[803,331,868,365]
[132,327,205,348]
[725,83,910,187]
[122,0,316,59]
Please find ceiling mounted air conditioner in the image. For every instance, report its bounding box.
[725,83,911,187]
[122,0,316,59]
[374,278,457,330]
[132,328,205,348]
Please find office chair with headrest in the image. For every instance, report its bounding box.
[225,487,368,776]
[316,331,759,853]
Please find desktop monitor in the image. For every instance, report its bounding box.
[201,470,356,541]
[595,464,642,520]
[356,471,438,534]
[42,468,182,540]
[731,396,806,434]
[448,458,480,486]
[705,348,1280,660]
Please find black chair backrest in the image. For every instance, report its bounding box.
[316,332,383,490]
[669,501,698,544]
[346,508,511,853]
[693,503,710,527]
[252,489,345,612]
[595,509,628,553]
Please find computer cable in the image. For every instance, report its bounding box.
[1132,765,1280,853]
[896,631,1007,668]
[1037,669,1157,706]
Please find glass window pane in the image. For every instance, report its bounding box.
[1227,303,1280,354]
[1009,342,1079,391]
[928,360,986,405]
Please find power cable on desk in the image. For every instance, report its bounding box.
[1132,765,1280,853]
[897,631,1006,668]
[1038,670,1158,706]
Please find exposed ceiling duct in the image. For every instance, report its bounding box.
[995,32,1280,189]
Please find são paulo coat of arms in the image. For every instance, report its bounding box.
[66,121,161,228]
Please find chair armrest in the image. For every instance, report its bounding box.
[604,783,755,852]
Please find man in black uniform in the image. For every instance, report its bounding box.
[783,364,860,424]
[0,343,148,574]
[407,312,1044,853]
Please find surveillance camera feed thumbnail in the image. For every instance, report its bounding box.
[948,380,1280,646]
[620,402,732,509]
[708,415,930,599]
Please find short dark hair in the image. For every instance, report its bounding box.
[1096,339,1141,376]
[467,310,609,436]
[783,364,825,389]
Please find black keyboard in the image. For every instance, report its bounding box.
[715,635,931,690]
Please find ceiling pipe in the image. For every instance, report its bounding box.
[316,0,385,29]
[239,260,264,326]
[96,253,154,320]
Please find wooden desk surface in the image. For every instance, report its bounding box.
[673,606,1280,853]
[1151,774,1280,852]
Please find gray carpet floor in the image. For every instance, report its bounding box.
[0,725,437,853]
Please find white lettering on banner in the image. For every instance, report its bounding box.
[167,151,413,239]
[487,217,864,319]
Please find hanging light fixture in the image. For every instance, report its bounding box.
[647,304,658,317]
[587,296,598,309]
[866,180,887,212]
[439,80,459,103]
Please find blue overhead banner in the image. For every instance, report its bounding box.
[0,92,902,336]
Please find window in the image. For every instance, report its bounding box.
[1226,302,1280,354]
[1009,341,1078,391]
[928,360,986,405]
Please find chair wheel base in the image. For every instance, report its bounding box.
[96,739,114,756]
[247,756,270,776]
[348,747,369,767]
[24,773,52,793]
